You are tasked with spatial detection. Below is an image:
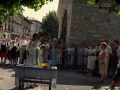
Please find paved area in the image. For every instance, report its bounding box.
[0,65,120,90]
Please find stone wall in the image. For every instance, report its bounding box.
[57,0,73,45]
[57,0,120,46]
[70,2,120,45]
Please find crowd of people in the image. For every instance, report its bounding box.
[0,33,120,89]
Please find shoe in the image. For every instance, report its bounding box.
[98,79,104,83]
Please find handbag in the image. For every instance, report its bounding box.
[99,62,106,70]
[66,55,71,59]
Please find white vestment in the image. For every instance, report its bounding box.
[26,40,40,66]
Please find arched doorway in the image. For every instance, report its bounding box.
[61,10,67,42]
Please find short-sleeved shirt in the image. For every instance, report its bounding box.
[106,45,112,54]
[117,46,120,56]
[67,47,75,54]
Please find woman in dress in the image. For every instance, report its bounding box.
[57,42,62,69]
[66,43,75,70]
[87,42,97,76]
[39,40,45,65]
[51,44,61,67]
[77,43,85,71]
[9,40,17,67]
[97,42,107,82]
[43,40,49,63]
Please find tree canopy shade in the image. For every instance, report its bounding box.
[0,0,53,22]
[87,0,120,15]
[40,10,59,39]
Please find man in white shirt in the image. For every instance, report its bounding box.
[19,35,27,64]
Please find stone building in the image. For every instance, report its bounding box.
[9,14,23,39]
[27,18,41,37]
[57,0,120,45]
[22,17,32,37]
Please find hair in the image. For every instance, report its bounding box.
[101,42,107,48]
[114,40,119,45]
[32,33,38,39]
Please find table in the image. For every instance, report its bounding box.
[15,64,57,90]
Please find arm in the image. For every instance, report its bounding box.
[56,48,61,54]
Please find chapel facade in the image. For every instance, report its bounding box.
[57,0,120,45]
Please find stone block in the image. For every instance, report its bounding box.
[70,36,77,40]
[93,34,99,38]
[88,30,96,33]
[104,35,112,38]
[90,22,96,25]
[106,18,110,23]
[90,17,95,22]
[84,16,90,20]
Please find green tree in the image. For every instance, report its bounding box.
[87,0,120,15]
[40,10,59,39]
[0,0,53,22]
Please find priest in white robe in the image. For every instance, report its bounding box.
[26,33,40,66]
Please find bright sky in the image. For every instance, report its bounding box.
[23,0,59,22]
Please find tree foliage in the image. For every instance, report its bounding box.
[0,0,53,22]
[87,0,120,15]
[39,10,59,39]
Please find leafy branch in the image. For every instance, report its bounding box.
[0,0,53,22]
[87,0,120,15]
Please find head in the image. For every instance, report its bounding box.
[69,43,73,48]
[53,38,57,43]
[32,33,39,41]
[22,35,25,40]
[44,40,47,45]
[57,42,60,47]
[2,39,5,43]
[15,38,20,43]
[53,44,57,49]
[98,41,101,46]
[79,43,83,47]
[101,42,107,50]
[90,42,96,49]
[104,40,108,45]
[114,40,119,48]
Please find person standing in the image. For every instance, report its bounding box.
[57,42,62,70]
[43,40,49,62]
[87,42,97,76]
[66,43,75,70]
[105,40,112,78]
[0,39,8,65]
[107,40,120,89]
[97,42,107,82]
[19,35,27,64]
[26,33,41,66]
[51,44,61,67]
[49,38,57,60]
[77,43,85,71]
